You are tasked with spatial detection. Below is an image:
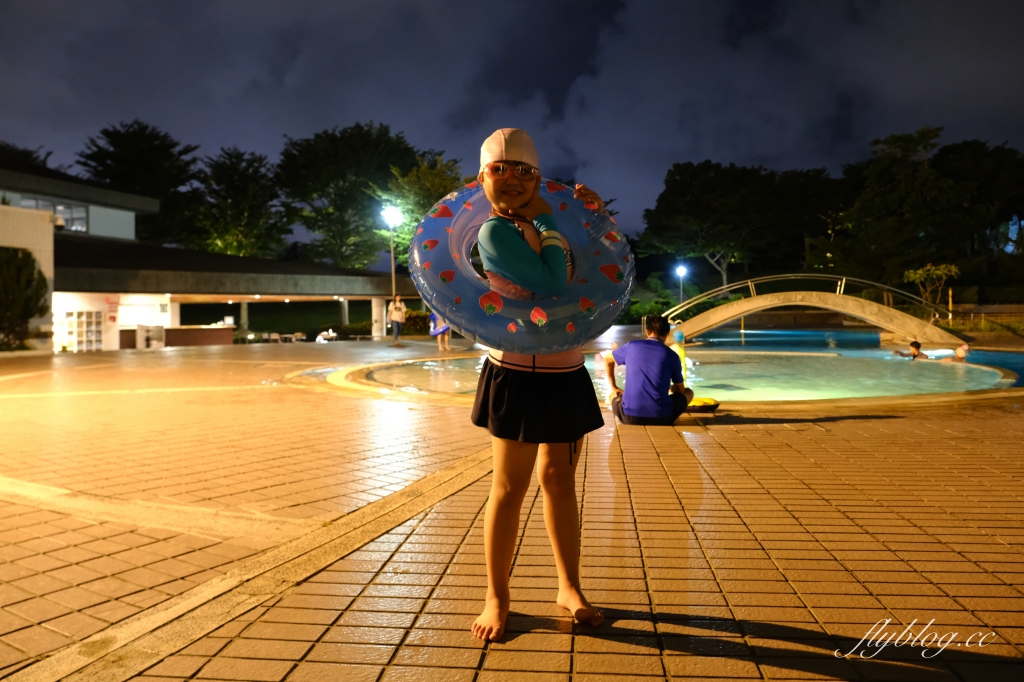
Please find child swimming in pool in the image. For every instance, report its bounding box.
[470,128,606,641]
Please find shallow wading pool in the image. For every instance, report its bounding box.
[363,330,1020,402]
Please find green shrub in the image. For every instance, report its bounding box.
[402,310,430,334]
[0,248,49,351]
[617,300,667,325]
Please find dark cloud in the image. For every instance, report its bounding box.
[723,0,786,48]
[1,0,1023,237]
[447,0,626,127]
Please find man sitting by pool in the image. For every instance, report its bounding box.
[605,315,694,426]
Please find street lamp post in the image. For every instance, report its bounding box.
[675,265,688,303]
[381,206,403,301]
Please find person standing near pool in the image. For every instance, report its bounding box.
[470,128,606,641]
[387,295,407,347]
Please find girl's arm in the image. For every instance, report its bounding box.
[477,216,568,297]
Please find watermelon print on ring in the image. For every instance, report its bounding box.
[409,180,635,354]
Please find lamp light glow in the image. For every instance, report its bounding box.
[381,206,403,228]
[675,265,687,303]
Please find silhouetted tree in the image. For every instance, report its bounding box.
[77,120,202,245]
[0,140,53,173]
[930,140,1024,260]
[371,154,466,267]
[277,122,420,269]
[806,127,981,285]
[640,161,777,287]
[191,147,291,257]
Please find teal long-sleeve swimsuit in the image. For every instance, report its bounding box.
[477,214,568,297]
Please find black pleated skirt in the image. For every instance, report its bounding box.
[471,359,605,444]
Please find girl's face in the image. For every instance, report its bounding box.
[479,161,539,213]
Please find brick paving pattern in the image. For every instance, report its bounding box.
[132,407,1024,681]
[0,345,490,673]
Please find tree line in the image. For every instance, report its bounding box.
[4,123,1022,293]
[639,126,1024,292]
[1,121,467,270]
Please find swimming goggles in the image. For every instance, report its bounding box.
[484,162,540,179]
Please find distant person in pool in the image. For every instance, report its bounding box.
[939,343,971,362]
[894,340,928,360]
[605,315,693,425]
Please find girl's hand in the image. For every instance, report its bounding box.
[574,184,604,211]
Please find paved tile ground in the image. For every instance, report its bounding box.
[0,344,488,517]
[131,405,1024,681]
[0,343,490,673]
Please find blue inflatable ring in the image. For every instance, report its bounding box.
[409,179,636,354]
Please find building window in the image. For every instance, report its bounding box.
[19,195,88,233]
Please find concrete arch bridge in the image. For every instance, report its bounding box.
[663,274,963,346]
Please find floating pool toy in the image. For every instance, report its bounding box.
[686,397,720,413]
[428,313,450,337]
[409,180,635,354]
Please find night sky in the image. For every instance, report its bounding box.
[3,0,1024,238]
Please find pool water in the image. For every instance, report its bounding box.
[699,330,1024,388]
[365,330,1020,402]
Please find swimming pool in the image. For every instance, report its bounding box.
[364,329,1020,402]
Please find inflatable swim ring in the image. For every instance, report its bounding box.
[429,313,450,337]
[409,180,635,354]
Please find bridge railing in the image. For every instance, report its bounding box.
[662,274,950,324]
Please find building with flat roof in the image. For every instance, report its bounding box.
[1,166,416,352]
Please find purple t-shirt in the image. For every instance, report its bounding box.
[611,339,684,419]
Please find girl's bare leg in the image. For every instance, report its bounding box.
[472,437,538,641]
[537,439,603,626]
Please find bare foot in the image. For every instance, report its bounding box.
[472,597,508,641]
[557,586,604,626]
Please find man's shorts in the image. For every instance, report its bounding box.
[612,393,689,426]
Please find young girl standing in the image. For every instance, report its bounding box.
[470,128,606,641]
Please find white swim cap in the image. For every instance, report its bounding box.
[480,128,539,170]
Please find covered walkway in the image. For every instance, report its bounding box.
[53,232,420,349]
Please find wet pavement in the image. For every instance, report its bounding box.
[1,340,1023,680]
